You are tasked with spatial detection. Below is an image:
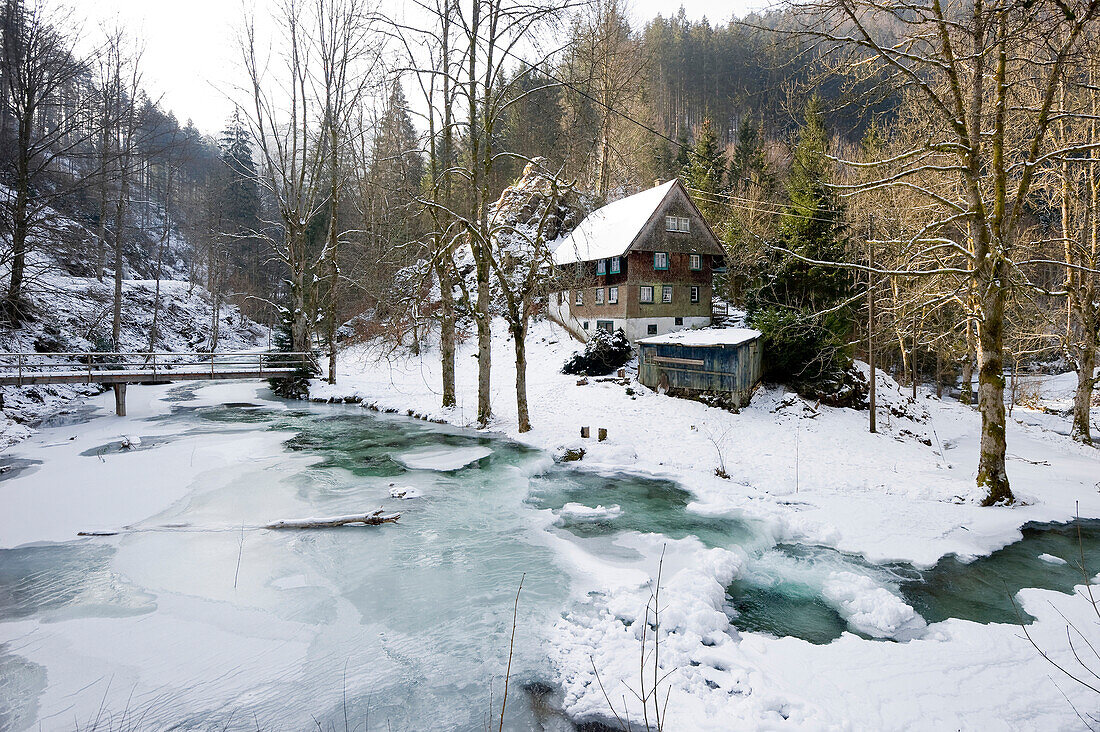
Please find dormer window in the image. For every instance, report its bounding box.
[665,215,690,233]
[596,258,606,275]
[653,252,669,270]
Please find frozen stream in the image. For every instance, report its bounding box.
[1,381,1098,730]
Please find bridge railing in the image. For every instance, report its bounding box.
[0,351,319,383]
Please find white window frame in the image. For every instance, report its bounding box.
[596,258,606,275]
[610,256,621,274]
[662,285,673,303]
[596,287,604,304]
[575,290,583,306]
[653,251,669,270]
[690,285,700,303]
[689,253,701,270]
[665,215,690,232]
[608,286,619,304]
[639,285,654,304]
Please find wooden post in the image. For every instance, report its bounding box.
[911,309,918,401]
[580,426,590,439]
[598,428,607,441]
[113,383,127,416]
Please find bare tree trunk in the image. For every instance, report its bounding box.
[325,254,338,384]
[475,272,492,427]
[5,144,28,319]
[976,287,1011,505]
[513,322,530,432]
[961,318,975,405]
[436,260,457,407]
[96,170,108,282]
[111,180,127,347]
[148,170,171,352]
[1072,331,1096,444]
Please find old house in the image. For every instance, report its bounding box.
[547,179,726,342]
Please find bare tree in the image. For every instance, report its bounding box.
[487,158,573,431]
[1041,55,1100,444]
[238,0,332,355]
[94,27,144,349]
[435,0,575,427]
[758,0,1100,504]
[0,0,90,322]
[316,0,380,383]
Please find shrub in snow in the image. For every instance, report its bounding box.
[561,328,632,376]
[750,307,867,407]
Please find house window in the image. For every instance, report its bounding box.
[640,285,654,303]
[610,256,621,274]
[654,252,669,270]
[647,323,658,335]
[662,285,673,303]
[596,288,604,304]
[675,317,683,326]
[575,290,583,306]
[597,258,606,275]
[608,286,619,304]
[690,286,700,303]
[665,215,690,232]
[689,253,701,270]
[583,321,589,330]
[597,320,614,334]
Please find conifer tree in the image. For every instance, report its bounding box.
[748,98,854,392]
[681,118,725,221]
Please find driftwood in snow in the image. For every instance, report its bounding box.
[264,509,400,530]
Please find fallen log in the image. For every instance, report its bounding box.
[264,509,400,530]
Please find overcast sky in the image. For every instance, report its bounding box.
[81,0,760,137]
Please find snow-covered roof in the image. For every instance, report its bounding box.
[637,328,762,347]
[551,180,677,266]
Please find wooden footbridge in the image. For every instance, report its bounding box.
[0,351,319,415]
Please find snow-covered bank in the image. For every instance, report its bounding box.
[0,274,267,451]
[315,318,1100,567]
[312,317,1100,729]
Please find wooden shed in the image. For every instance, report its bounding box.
[637,328,763,409]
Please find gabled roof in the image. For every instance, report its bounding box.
[551,180,679,266]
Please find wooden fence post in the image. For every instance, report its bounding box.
[113,383,127,416]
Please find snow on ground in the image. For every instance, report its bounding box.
[0,272,267,451]
[312,317,1100,729]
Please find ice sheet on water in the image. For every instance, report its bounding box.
[395,445,491,471]
[558,502,621,521]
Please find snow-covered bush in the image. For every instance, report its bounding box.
[561,328,632,376]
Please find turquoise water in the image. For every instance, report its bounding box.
[1,386,1098,730]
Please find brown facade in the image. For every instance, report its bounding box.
[561,251,713,321]
[557,183,724,323]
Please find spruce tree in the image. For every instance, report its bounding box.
[268,305,319,399]
[681,118,726,221]
[748,98,855,393]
